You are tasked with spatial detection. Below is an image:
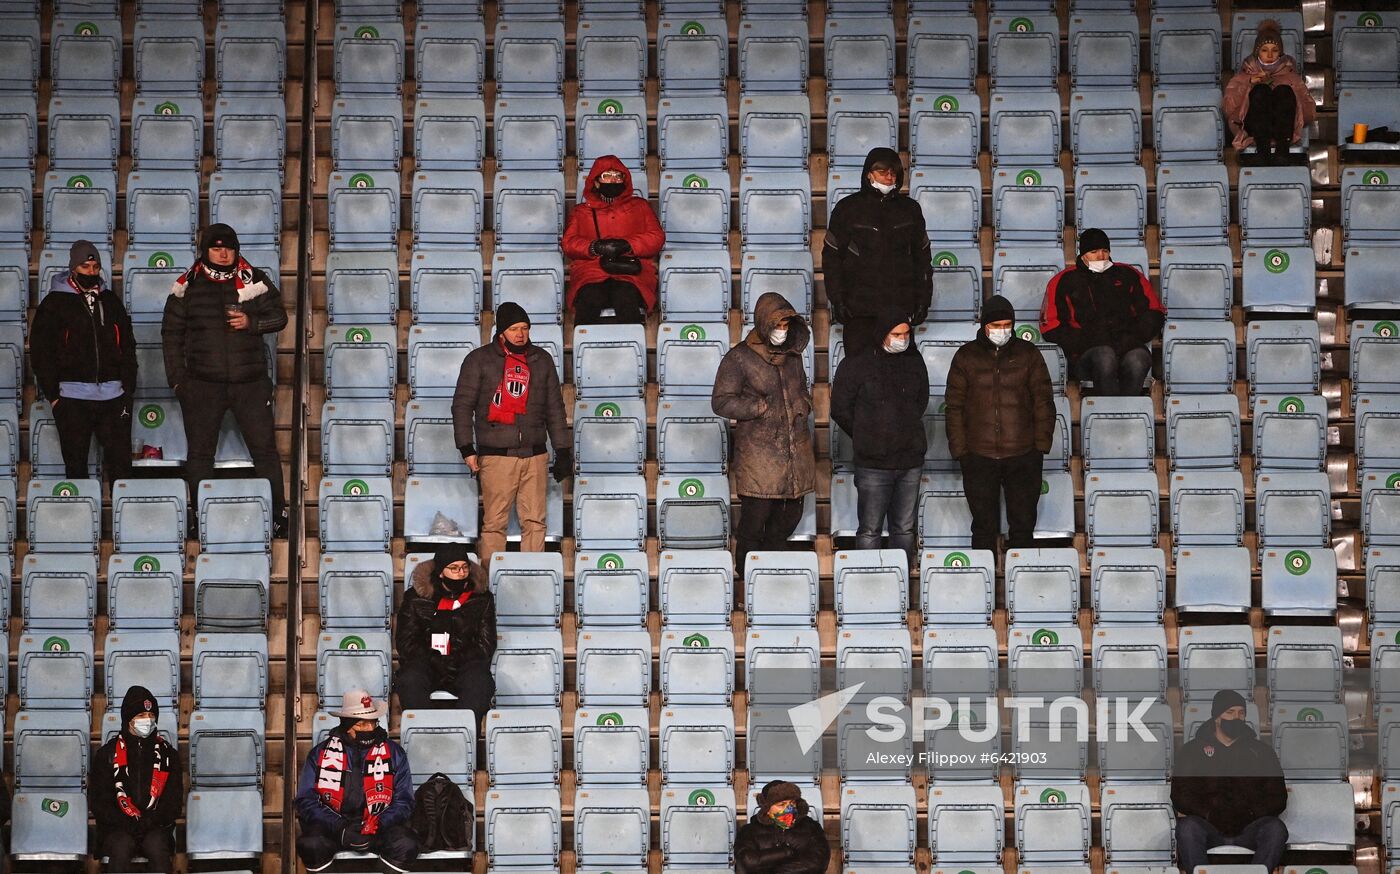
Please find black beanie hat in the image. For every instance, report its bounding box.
[981,294,1016,327]
[121,684,159,726]
[1211,689,1248,718]
[200,223,240,259]
[1078,227,1111,256]
[494,301,531,337]
[69,240,101,271]
[432,542,473,572]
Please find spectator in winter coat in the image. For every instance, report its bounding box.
[946,295,1055,552]
[30,240,138,482]
[395,543,497,731]
[161,223,289,536]
[1171,690,1289,872]
[712,292,816,575]
[562,155,665,325]
[830,305,930,562]
[1040,228,1166,397]
[734,780,830,874]
[296,690,418,873]
[89,686,182,872]
[1223,19,1315,165]
[822,147,933,357]
[452,302,570,563]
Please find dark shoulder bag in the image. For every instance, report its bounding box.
[592,208,642,276]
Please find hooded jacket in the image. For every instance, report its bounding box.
[734,794,830,874]
[1039,256,1166,360]
[160,259,286,387]
[822,147,933,323]
[90,689,183,837]
[452,335,568,457]
[830,307,930,470]
[945,299,1056,461]
[30,271,138,403]
[395,550,498,686]
[712,292,817,500]
[1223,53,1315,150]
[1171,718,1288,835]
[561,155,666,311]
[295,725,415,836]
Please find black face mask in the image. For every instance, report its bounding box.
[1219,717,1249,740]
[353,726,388,747]
[441,572,467,595]
[596,181,627,199]
[72,272,101,290]
[500,336,530,354]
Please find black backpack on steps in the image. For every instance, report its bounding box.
[410,772,474,853]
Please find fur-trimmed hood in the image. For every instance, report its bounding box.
[409,554,489,600]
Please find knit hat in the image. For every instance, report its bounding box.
[432,543,473,571]
[200,223,240,258]
[121,685,159,726]
[1253,19,1283,56]
[68,239,101,271]
[494,301,531,337]
[1078,227,1111,256]
[1211,689,1248,718]
[981,294,1016,327]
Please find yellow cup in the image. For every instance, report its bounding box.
[1354,123,1369,144]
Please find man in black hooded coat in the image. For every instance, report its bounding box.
[822,147,933,357]
[89,686,183,871]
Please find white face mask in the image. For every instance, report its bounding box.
[883,336,909,354]
[1086,258,1112,273]
[987,327,1013,347]
[871,180,895,194]
[131,717,156,738]
[768,326,788,346]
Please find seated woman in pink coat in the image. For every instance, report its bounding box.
[1223,19,1315,165]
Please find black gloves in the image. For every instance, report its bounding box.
[912,308,928,326]
[830,300,850,324]
[550,449,573,483]
[590,238,631,259]
[341,824,372,851]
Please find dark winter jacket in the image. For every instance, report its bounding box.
[90,731,183,837]
[735,800,831,874]
[830,308,930,470]
[561,155,666,311]
[712,292,816,500]
[1039,258,1166,362]
[295,726,415,835]
[396,558,498,686]
[30,271,137,402]
[452,336,568,458]
[822,147,933,324]
[945,329,1055,460]
[1171,719,1288,835]
[161,264,286,387]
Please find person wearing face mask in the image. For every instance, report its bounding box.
[1171,690,1289,872]
[1223,19,1314,166]
[830,306,930,564]
[945,295,1055,552]
[89,686,182,871]
[734,780,830,874]
[712,292,816,576]
[394,543,497,732]
[162,223,289,537]
[296,689,419,873]
[1040,228,1166,397]
[30,240,138,483]
[452,301,570,563]
[561,155,665,325]
[823,147,933,357]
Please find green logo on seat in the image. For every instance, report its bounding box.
[1009,17,1034,32]
[345,327,372,343]
[348,173,375,189]
[688,788,715,805]
[937,401,947,413]
[1388,472,1400,489]
[597,99,623,115]
[1375,321,1397,337]
[1358,13,1383,27]
[1040,479,1050,495]
[1031,628,1059,646]
[1016,168,1041,186]
[340,635,366,650]
[1284,550,1311,575]
[52,481,78,497]
[1039,788,1066,804]
[943,551,970,568]
[595,402,621,417]
[683,632,710,647]
[679,478,705,498]
[598,553,624,569]
[596,712,624,726]
[1364,169,1390,186]
[139,404,165,428]
[343,479,370,496]
[134,555,161,573]
[74,21,99,35]
[42,798,69,817]
[67,175,92,189]
[935,94,960,112]
[43,636,70,652]
[155,101,180,116]
[147,251,174,268]
[1297,707,1323,722]
[1264,249,1290,274]
[682,174,709,189]
[680,21,705,35]
[1278,395,1305,413]
[1016,324,1040,342]
[681,324,707,340]
[933,251,958,267]
[355,25,379,39]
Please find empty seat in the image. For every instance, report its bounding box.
[1074,164,1147,246]
[659,706,734,785]
[1162,320,1236,395]
[739,170,811,249]
[493,168,566,248]
[316,629,391,708]
[1084,471,1160,548]
[741,249,813,316]
[112,478,187,555]
[842,784,918,865]
[660,785,736,867]
[658,323,728,398]
[1159,244,1233,320]
[1071,89,1142,164]
[325,250,397,325]
[1166,393,1240,469]
[827,93,899,169]
[324,324,396,399]
[1268,626,1343,704]
[990,90,1062,166]
[574,324,646,399]
[318,476,391,552]
[1179,624,1257,704]
[992,247,1066,321]
[334,20,405,95]
[1262,544,1337,617]
[1247,319,1320,399]
[104,629,181,713]
[194,552,271,632]
[52,18,122,93]
[485,707,562,785]
[657,473,730,550]
[1156,163,1230,244]
[208,170,282,247]
[989,14,1059,90]
[485,788,562,869]
[131,95,202,171]
[411,249,482,324]
[657,17,728,96]
[1069,13,1139,89]
[825,16,896,92]
[192,632,268,710]
[26,478,100,554]
[1152,87,1226,163]
[134,18,204,93]
[738,95,810,170]
[327,170,400,249]
[1240,165,1311,247]
[910,91,981,167]
[908,15,978,91]
[414,97,485,171]
[660,628,735,704]
[413,18,485,96]
[1152,12,1221,88]
[992,165,1064,244]
[1170,470,1245,549]
[11,713,90,859]
[492,630,564,707]
[1081,396,1155,471]
[407,325,477,400]
[1253,394,1326,471]
[22,553,97,630]
[738,16,808,93]
[1256,470,1331,549]
[574,475,647,550]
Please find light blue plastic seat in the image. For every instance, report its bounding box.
[1158,244,1232,319]
[324,324,396,399]
[656,473,729,549]
[910,91,980,167]
[911,166,981,246]
[493,19,564,96]
[920,548,995,626]
[1261,543,1337,617]
[414,19,484,97]
[1073,164,1146,245]
[1239,165,1311,247]
[739,16,808,93]
[318,476,390,551]
[26,478,100,554]
[334,20,405,96]
[739,170,811,249]
[657,96,728,170]
[918,473,974,549]
[1081,396,1155,471]
[929,784,1004,865]
[574,549,647,629]
[1179,624,1256,705]
[327,169,399,250]
[0,170,31,247]
[842,784,918,865]
[1069,12,1138,89]
[131,95,202,171]
[1268,625,1343,704]
[658,17,728,95]
[660,785,736,867]
[576,94,647,169]
[413,96,485,171]
[1170,470,1245,550]
[22,553,96,631]
[492,630,564,707]
[574,785,651,867]
[1247,319,1320,399]
[215,19,286,95]
[992,164,1064,244]
[1152,87,1226,162]
[324,252,396,329]
[11,713,90,860]
[1253,394,1326,471]
[485,707,562,786]
[192,632,268,710]
[134,18,204,94]
[574,475,647,550]
[1340,87,1400,157]
[828,93,899,169]
[112,478,186,555]
[1152,12,1221,88]
[104,629,181,713]
[990,90,1062,166]
[316,628,391,709]
[1162,320,1235,395]
[44,169,117,245]
[320,400,394,477]
[106,551,180,631]
[0,18,40,94]
[1090,546,1166,625]
[209,170,282,248]
[490,250,565,324]
[485,789,562,868]
[993,247,1065,321]
[1333,11,1400,95]
[907,15,978,91]
[330,96,403,170]
[825,16,896,92]
[493,168,566,247]
[988,14,1059,90]
[1255,470,1331,549]
[739,95,810,170]
[410,248,482,324]
[1156,163,1229,244]
[659,707,734,785]
[407,324,478,399]
[52,18,122,94]
[1166,393,1239,469]
[1070,89,1141,164]
[658,169,730,247]
[194,552,271,632]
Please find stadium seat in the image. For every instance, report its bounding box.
[316,629,392,708]
[739,170,811,249]
[22,553,97,630]
[911,166,982,247]
[1157,163,1230,244]
[842,784,918,865]
[1253,394,1326,471]
[407,325,476,399]
[1247,319,1320,399]
[318,476,391,552]
[657,96,728,170]
[131,96,202,171]
[11,713,90,860]
[660,785,736,867]
[574,324,646,399]
[327,170,399,250]
[414,19,485,96]
[1163,320,1236,395]
[192,632,268,710]
[414,97,485,170]
[659,707,734,785]
[910,91,981,167]
[1152,12,1222,88]
[334,20,405,96]
[1081,396,1155,470]
[1267,625,1343,704]
[485,788,562,868]
[908,15,979,91]
[657,473,730,549]
[1166,393,1240,470]
[104,629,181,712]
[825,16,896,92]
[1262,544,1337,618]
[993,247,1066,321]
[658,17,728,95]
[324,324,396,399]
[492,169,566,247]
[574,549,648,628]
[989,14,1059,90]
[828,93,899,169]
[485,707,562,785]
[493,631,564,707]
[1255,470,1331,549]
[1152,87,1226,163]
[1340,88,1400,158]
[660,628,736,704]
[1071,89,1142,164]
[1179,625,1257,705]
[990,91,1062,167]
[929,783,1005,865]
[216,19,286,95]
[194,552,271,632]
[738,16,808,93]
[134,18,205,94]
[411,170,484,248]
[1333,11,1400,95]
[1068,13,1139,89]
[1084,471,1160,548]
[574,475,647,550]
[51,18,122,94]
[1091,546,1167,624]
[26,478,100,554]
[1170,470,1245,550]
[1074,164,1147,246]
[1159,245,1233,319]
[112,478,187,555]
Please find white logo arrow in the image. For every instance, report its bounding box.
[787,683,865,755]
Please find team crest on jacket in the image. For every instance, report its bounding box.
[1203,744,1215,757]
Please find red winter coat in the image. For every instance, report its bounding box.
[561,155,666,311]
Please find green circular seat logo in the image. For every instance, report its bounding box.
[155,101,180,116]
[1278,396,1304,413]
[1032,628,1059,646]
[340,635,366,650]
[681,324,707,340]
[597,99,623,115]
[1016,325,1041,342]
[1364,169,1390,186]
[596,712,624,726]
[1387,472,1400,489]
[52,481,78,497]
[349,173,375,189]
[688,788,715,805]
[355,25,379,39]
[595,402,621,417]
[598,553,624,569]
[43,636,70,652]
[1009,17,1034,32]
[1017,169,1041,186]
[1284,550,1311,576]
[935,95,959,112]
[1039,788,1066,804]
[937,401,947,413]
[683,632,710,647]
[682,174,708,189]
[134,555,161,573]
[943,551,970,568]
[44,798,70,817]
[1297,707,1323,722]
[140,404,165,428]
[1264,249,1290,274]
[1358,13,1382,27]
[933,251,959,267]
[679,478,705,498]
[74,22,99,35]
[345,327,372,343]
[147,251,173,268]
[1375,320,1397,337]
[343,478,370,496]
[1040,479,1050,495]
[681,21,705,35]
[67,175,92,189]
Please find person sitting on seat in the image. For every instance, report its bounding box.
[734,780,830,874]
[1223,19,1314,166]
[90,686,182,872]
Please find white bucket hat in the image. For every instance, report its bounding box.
[330,688,387,720]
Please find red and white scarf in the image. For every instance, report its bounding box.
[430,589,474,656]
[488,337,531,424]
[316,734,395,834]
[170,256,268,302]
[113,735,173,819]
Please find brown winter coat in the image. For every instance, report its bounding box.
[944,329,1056,461]
[711,293,816,500]
[1223,55,1315,150]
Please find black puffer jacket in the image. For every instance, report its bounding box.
[1171,718,1287,835]
[735,800,830,874]
[30,272,137,402]
[161,264,286,386]
[830,307,930,469]
[452,337,568,458]
[945,329,1055,460]
[1040,258,1166,361]
[395,558,497,686]
[822,147,933,324]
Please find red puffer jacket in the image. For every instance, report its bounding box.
[561,154,666,311]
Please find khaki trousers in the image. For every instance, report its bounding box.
[477,453,548,562]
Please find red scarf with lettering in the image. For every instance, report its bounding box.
[488,337,531,424]
[430,589,473,656]
[316,734,395,834]
[169,256,268,302]
[113,736,173,819]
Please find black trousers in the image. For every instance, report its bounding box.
[179,376,285,515]
[296,821,420,873]
[52,395,131,483]
[101,828,174,872]
[396,660,495,732]
[736,496,805,575]
[1244,83,1298,154]
[573,279,646,325]
[959,450,1043,552]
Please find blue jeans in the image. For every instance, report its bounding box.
[1076,345,1152,396]
[854,465,922,559]
[1176,814,1288,873]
